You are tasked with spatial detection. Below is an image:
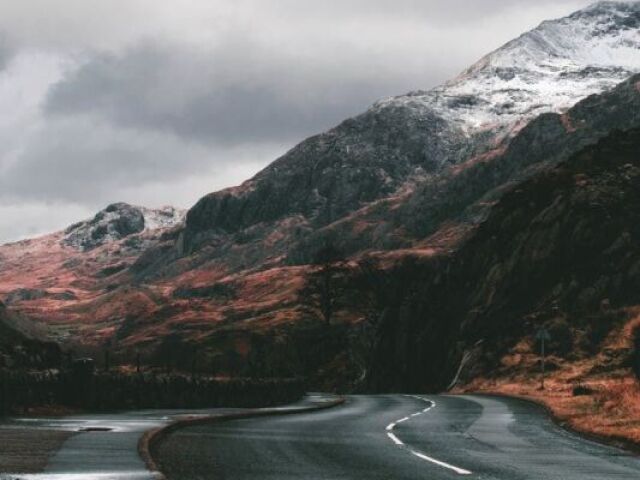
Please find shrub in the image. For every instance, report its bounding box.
[572,383,594,396]
[546,318,574,356]
[632,324,640,380]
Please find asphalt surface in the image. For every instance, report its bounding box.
[0,395,336,480]
[156,394,640,480]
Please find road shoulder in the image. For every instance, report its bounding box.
[0,426,74,475]
[464,390,640,456]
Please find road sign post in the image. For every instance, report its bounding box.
[536,327,551,390]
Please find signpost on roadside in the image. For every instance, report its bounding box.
[536,327,551,390]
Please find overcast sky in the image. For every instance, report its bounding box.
[0,0,597,243]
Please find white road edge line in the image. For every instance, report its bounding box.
[383,395,473,476]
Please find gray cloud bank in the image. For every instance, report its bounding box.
[44,38,398,146]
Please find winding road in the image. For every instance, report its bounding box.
[155,394,640,479]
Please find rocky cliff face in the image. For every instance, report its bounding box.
[284,73,640,261]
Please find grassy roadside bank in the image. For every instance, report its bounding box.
[456,309,640,451]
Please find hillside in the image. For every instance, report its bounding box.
[0,203,183,345]
[366,125,640,388]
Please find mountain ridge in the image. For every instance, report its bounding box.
[177,1,640,259]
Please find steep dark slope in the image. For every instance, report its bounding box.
[0,302,60,368]
[184,105,471,244]
[368,126,640,391]
[34,73,636,382]
[0,302,27,345]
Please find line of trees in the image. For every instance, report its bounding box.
[298,242,418,390]
[0,369,305,415]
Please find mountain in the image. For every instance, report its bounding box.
[395,0,640,135]
[0,2,639,388]
[0,203,184,345]
[63,203,184,251]
[179,0,640,258]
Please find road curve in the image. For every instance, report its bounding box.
[155,394,640,479]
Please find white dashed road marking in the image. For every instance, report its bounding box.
[387,432,404,445]
[384,395,472,476]
[411,450,473,476]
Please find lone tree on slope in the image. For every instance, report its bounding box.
[300,243,347,326]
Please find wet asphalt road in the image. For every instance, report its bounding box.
[156,394,640,480]
[0,395,336,480]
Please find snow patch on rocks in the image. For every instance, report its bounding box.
[62,203,185,251]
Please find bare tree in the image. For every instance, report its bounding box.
[300,243,347,326]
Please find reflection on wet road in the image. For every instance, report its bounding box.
[0,395,334,480]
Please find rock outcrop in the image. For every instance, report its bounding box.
[63,203,184,251]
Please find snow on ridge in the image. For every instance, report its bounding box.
[62,203,185,251]
[376,1,640,135]
[139,205,186,231]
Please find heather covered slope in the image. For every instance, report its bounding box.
[0,203,183,345]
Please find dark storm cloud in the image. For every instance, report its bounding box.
[0,116,212,203]
[43,39,405,146]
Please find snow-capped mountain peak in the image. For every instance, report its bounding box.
[377,1,640,137]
